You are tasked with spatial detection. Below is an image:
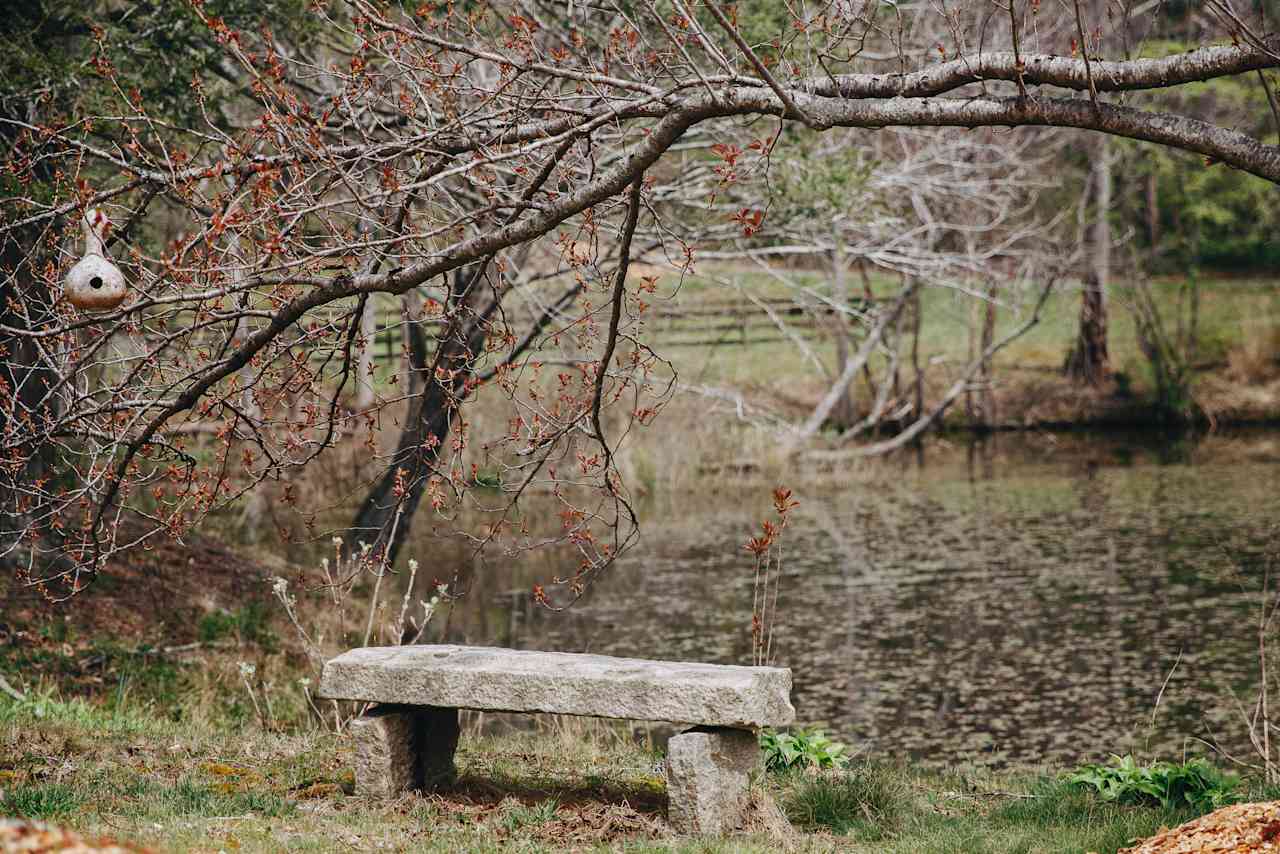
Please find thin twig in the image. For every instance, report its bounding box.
[362,505,402,648]
[1258,70,1280,146]
[1151,647,1183,728]
[765,539,782,665]
[1008,0,1028,99]
[1073,0,1101,112]
[703,2,828,129]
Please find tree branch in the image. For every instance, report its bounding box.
[811,43,1279,98]
[589,176,644,485]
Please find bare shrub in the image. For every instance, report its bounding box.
[271,537,442,732]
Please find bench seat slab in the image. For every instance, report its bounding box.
[320,645,794,728]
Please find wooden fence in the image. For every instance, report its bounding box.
[287,295,875,367]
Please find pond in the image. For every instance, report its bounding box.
[314,430,1280,769]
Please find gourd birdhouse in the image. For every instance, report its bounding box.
[65,209,127,311]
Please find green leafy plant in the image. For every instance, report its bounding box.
[1067,755,1240,814]
[760,728,850,771]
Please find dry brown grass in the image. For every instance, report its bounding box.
[1228,322,1280,385]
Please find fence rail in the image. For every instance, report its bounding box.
[198,295,875,368]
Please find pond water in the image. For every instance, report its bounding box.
[312,430,1280,769]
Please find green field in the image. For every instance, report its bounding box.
[642,269,1278,392]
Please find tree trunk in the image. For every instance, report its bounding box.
[1066,136,1111,386]
[402,288,427,398]
[348,266,485,567]
[979,282,999,429]
[830,245,856,429]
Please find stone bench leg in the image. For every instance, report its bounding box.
[348,704,460,797]
[665,726,759,835]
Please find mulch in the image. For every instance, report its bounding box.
[0,820,153,854]
[1116,802,1280,854]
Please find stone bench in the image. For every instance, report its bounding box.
[318,644,794,834]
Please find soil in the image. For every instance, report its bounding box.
[1,518,273,647]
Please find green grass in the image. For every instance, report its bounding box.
[1,782,83,820]
[771,770,1205,854]
[646,268,1280,419]
[385,264,1277,405]
[197,601,278,648]
[781,765,903,837]
[1,595,1270,853]
[310,267,1280,503]
[501,796,562,832]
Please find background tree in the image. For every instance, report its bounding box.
[0,0,315,564]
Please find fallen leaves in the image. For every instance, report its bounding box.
[411,786,665,845]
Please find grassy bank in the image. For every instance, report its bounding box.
[3,685,1267,853]
[3,596,1274,854]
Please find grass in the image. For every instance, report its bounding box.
[0,681,1267,853]
[4,526,1272,853]
[635,268,1280,426]
[197,601,278,648]
[781,765,903,838]
[301,262,1280,436]
[1,782,82,821]
[773,769,1232,854]
[0,687,667,852]
[660,268,1279,370]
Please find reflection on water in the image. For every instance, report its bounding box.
[308,431,1280,768]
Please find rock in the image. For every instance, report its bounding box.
[323,645,794,811]
[665,727,760,836]
[320,645,794,728]
[348,706,419,797]
[348,704,459,796]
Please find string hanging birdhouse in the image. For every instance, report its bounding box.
[65,208,127,311]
